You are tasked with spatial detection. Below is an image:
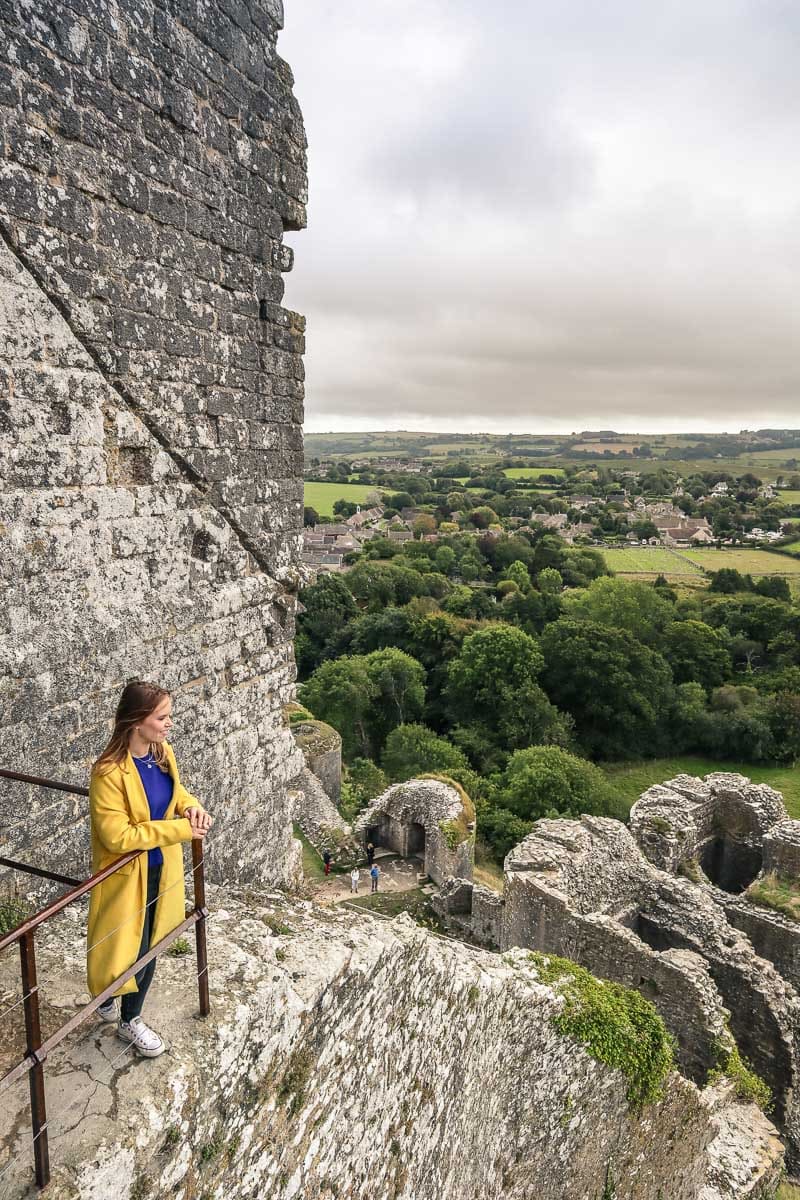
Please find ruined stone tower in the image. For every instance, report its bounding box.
[0,0,307,887]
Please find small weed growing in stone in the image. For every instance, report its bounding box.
[277,1045,314,1116]
[161,1125,181,1153]
[264,914,294,937]
[168,937,192,957]
[708,1037,772,1112]
[600,1164,616,1200]
[275,947,287,962]
[0,895,31,936]
[199,1136,223,1164]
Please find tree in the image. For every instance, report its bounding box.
[435,545,457,575]
[505,560,531,592]
[332,498,359,518]
[382,723,472,782]
[469,506,500,529]
[303,506,320,527]
[709,568,751,594]
[477,803,532,862]
[538,567,563,595]
[459,553,484,582]
[300,657,377,759]
[296,574,359,678]
[346,561,427,610]
[363,648,427,751]
[662,620,732,690]
[563,576,675,645]
[755,576,791,602]
[496,746,618,823]
[346,607,414,655]
[445,625,567,762]
[413,514,437,537]
[540,619,675,759]
[349,758,388,800]
[764,691,800,764]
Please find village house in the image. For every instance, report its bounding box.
[534,513,569,531]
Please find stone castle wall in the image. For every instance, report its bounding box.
[0,0,307,889]
[0,893,782,1200]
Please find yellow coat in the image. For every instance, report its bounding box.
[87,742,202,998]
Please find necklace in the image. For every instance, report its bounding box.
[133,751,155,770]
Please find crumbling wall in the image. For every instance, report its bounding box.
[498,811,800,1170]
[0,893,783,1200]
[291,718,342,803]
[287,766,359,866]
[0,0,306,889]
[354,779,474,886]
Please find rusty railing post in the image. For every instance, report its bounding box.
[192,839,210,1016]
[19,930,49,1189]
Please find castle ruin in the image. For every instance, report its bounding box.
[0,2,791,1196]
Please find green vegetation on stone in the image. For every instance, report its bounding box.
[0,895,31,936]
[747,873,800,923]
[708,1037,772,1112]
[529,952,674,1111]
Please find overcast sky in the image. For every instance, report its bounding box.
[280,1,800,435]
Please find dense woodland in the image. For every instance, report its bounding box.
[295,523,800,863]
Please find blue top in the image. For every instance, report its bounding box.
[132,753,175,869]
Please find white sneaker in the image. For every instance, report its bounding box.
[117,1016,165,1058]
[97,998,117,1023]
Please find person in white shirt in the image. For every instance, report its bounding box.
[350,867,360,894]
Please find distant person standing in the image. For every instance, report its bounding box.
[370,863,380,894]
[350,867,360,894]
[322,848,332,876]
[366,842,375,866]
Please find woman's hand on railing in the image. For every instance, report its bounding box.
[185,807,212,839]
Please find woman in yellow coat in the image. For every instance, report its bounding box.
[88,681,212,1057]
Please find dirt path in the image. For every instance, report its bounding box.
[309,851,425,907]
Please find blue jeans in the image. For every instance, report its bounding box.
[121,863,161,1023]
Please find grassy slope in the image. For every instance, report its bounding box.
[304,481,380,516]
[602,757,800,818]
[681,548,800,574]
[293,823,326,881]
[503,466,566,479]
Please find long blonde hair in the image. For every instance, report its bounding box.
[93,681,171,776]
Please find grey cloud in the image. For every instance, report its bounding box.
[280,1,800,432]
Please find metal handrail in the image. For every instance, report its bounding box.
[0,767,210,1191]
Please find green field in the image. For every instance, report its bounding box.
[503,466,566,480]
[680,548,800,575]
[603,546,800,578]
[602,758,800,818]
[777,490,800,504]
[602,547,703,575]
[304,482,380,516]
